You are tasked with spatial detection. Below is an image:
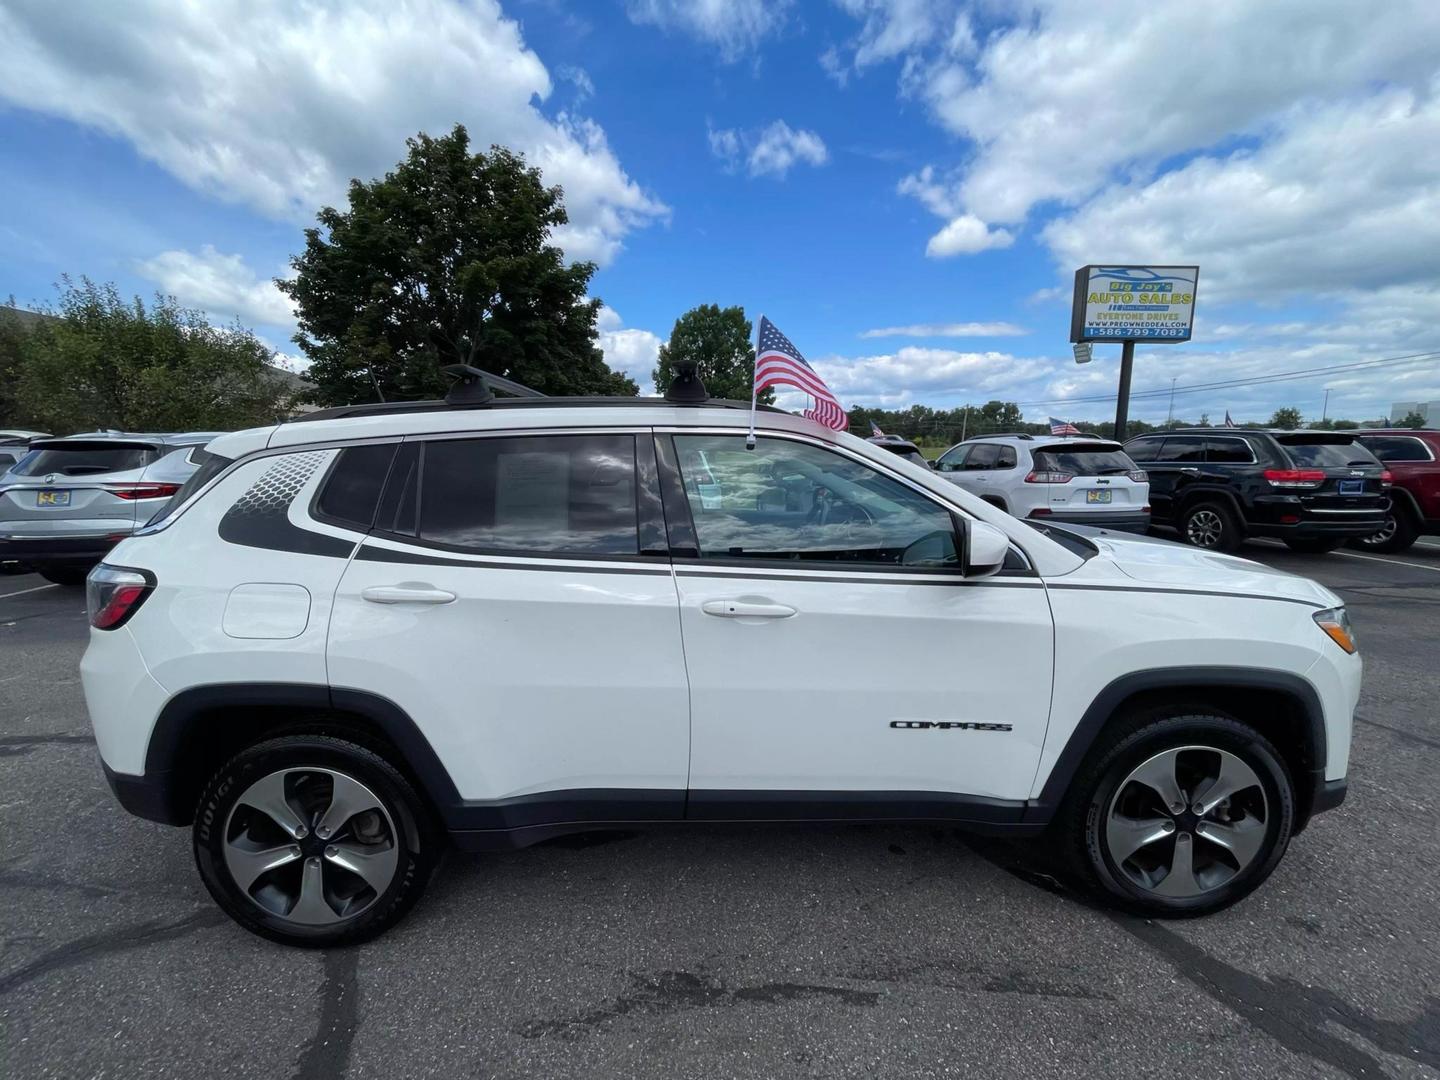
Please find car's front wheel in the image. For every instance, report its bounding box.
[1180,502,1242,552]
[1061,712,1294,917]
[194,734,439,947]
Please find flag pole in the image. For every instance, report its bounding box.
[747,314,761,449]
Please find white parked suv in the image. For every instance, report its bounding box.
[934,434,1151,534]
[81,368,1357,946]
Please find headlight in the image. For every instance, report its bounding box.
[1312,606,1357,654]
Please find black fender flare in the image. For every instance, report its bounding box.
[142,683,464,825]
[1025,666,1326,823]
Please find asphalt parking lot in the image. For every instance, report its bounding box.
[2,540,1437,1080]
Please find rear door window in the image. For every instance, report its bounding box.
[1030,444,1134,476]
[1156,436,1206,463]
[11,443,157,477]
[1203,437,1255,464]
[416,434,639,556]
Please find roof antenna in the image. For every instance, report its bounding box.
[441,364,495,406]
[664,358,708,405]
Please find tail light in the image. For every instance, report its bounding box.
[1381,470,1394,487]
[1127,470,1148,483]
[1025,470,1074,483]
[1263,468,1326,489]
[86,564,155,630]
[105,483,182,500]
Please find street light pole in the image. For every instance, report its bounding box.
[1166,377,1177,428]
[1322,388,1330,423]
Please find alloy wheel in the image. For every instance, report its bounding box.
[1185,509,1224,548]
[1104,745,1269,898]
[1360,512,1398,546]
[223,767,399,926]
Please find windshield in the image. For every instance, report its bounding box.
[1031,444,1137,476]
[9,445,157,477]
[1279,439,1378,468]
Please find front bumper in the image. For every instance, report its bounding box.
[1029,509,1151,535]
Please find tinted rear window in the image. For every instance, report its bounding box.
[1358,435,1432,462]
[1031,444,1135,475]
[12,445,156,476]
[316,443,398,530]
[1279,439,1378,468]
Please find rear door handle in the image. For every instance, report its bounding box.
[701,599,797,619]
[361,585,457,605]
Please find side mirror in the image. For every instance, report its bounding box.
[961,519,1009,578]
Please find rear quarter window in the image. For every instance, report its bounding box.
[315,443,399,530]
[1358,435,1433,462]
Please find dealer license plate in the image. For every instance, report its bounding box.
[36,490,71,507]
[1338,479,1363,495]
[1085,489,1112,504]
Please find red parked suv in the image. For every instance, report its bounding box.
[1352,429,1440,552]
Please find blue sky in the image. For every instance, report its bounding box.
[3,0,1439,426]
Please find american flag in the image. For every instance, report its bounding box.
[754,316,848,431]
[1223,410,1236,428]
[1049,416,1081,435]
[870,420,885,437]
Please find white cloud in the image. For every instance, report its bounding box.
[0,0,666,266]
[595,306,663,388]
[557,65,595,103]
[136,246,295,330]
[625,0,791,62]
[923,214,1012,257]
[710,120,828,179]
[860,321,1027,339]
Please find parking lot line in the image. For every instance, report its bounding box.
[1327,550,1440,574]
[0,583,60,600]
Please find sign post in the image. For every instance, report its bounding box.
[1069,265,1198,440]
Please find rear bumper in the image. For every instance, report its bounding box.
[101,759,184,825]
[1247,496,1386,538]
[1029,509,1151,534]
[0,533,127,564]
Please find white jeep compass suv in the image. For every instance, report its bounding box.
[80,367,1358,946]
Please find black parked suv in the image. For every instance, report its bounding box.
[1123,428,1389,552]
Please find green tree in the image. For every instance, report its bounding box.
[1398,409,1427,428]
[1268,406,1303,429]
[1332,419,1359,430]
[651,304,772,403]
[279,126,634,406]
[977,400,1023,432]
[5,280,294,433]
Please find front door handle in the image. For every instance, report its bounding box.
[701,599,797,619]
[361,585,457,605]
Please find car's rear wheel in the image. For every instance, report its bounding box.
[1180,502,1242,552]
[38,565,92,586]
[1349,504,1419,553]
[1060,712,1294,917]
[194,734,439,947]
[1282,537,1344,553]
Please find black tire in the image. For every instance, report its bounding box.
[38,565,92,586]
[1179,501,1243,552]
[1057,711,1294,918]
[194,734,439,947]
[1282,537,1344,553]
[1349,504,1420,554]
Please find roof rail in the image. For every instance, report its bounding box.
[289,395,787,424]
[966,432,1034,441]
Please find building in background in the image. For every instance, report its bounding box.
[1390,401,1438,428]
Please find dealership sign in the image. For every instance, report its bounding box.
[1069,265,1199,343]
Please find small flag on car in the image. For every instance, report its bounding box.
[1224,410,1236,428]
[870,420,885,437]
[1049,416,1081,435]
[749,315,848,446]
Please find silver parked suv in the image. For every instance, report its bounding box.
[0,431,221,584]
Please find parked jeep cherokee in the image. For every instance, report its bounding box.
[81,371,1358,946]
[1123,428,1388,552]
[1350,429,1440,552]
